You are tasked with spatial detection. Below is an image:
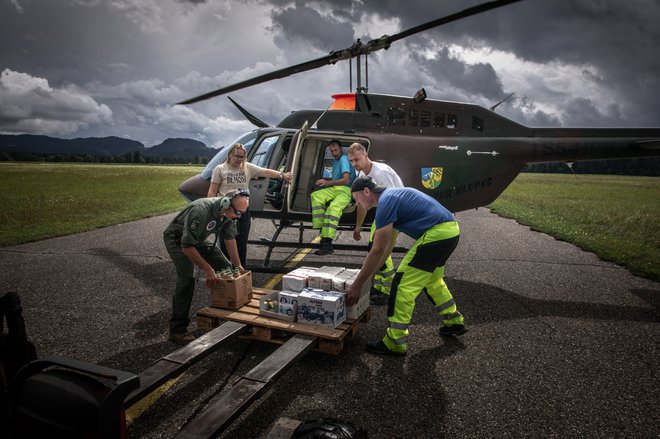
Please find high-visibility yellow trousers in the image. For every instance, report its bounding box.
[369,220,395,295]
[383,221,463,353]
[311,186,351,240]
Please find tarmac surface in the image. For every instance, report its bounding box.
[1,208,658,438]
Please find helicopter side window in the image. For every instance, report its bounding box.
[420,111,431,127]
[447,114,458,129]
[409,110,419,127]
[387,107,406,126]
[433,113,445,128]
[250,135,279,168]
[472,116,484,132]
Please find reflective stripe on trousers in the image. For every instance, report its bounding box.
[369,220,395,295]
[383,221,463,353]
[310,186,352,239]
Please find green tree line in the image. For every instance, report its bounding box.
[0,150,211,165]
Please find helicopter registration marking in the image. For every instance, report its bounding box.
[467,150,499,156]
[438,145,459,151]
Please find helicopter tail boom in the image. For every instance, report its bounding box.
[528,128,660,164]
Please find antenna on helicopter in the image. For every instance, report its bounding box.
[490,91,517,111]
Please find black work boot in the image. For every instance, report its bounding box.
[438,324,468,337]
[315,238,334,255]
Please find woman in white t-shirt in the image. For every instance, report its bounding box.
[207,143,292,267]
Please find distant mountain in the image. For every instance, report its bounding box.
[145,138,214,159]
[0,134,144,155]
[0,134,217,163]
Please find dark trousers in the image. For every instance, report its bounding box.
[221,209,251,267]
[164,237,230,334]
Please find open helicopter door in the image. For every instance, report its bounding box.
[243,129,293,214]
[287,123,370,216]
[286,121,309,214]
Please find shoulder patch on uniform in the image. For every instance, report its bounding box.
[191,218,200,231]
[206,220,217,231]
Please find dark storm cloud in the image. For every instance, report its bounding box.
[269,1,356,52]
[0,0,658,147]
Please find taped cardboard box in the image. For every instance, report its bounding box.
[282,266,317,292]
[308,266,345,290]
[296,288,346,328]
[332,268,360,293]
[259,290,296,322]
[347,290,370,320]
[210,270,252,310]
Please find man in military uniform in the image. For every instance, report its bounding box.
[163,189,249,344]
[346,176,466,356]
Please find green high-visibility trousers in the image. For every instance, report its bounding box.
[311,186,351,239]
[369,219,395,295]
[383,221,463,353]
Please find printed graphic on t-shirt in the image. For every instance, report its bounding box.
[226,172,247,184]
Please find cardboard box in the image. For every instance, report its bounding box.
[259,290,296,322]
[347,290,370,320]
[332,268,359,293]
[210,270,252,310]
[308,266,345,290]
[296,288,346,328]
[282,266,317,292]
[279,290,301,306]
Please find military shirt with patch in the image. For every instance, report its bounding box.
[163,197,238,247]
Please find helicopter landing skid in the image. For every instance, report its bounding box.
[246,220,407,273]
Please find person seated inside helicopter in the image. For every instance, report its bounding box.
[310,139,356,256]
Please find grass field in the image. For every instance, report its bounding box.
[1,163,658,281]
[0,162,200,246]
[489,173,660,281]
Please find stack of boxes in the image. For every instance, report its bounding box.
[259,265,371,328]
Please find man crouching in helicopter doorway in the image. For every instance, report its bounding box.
[346,176,467,356]
[163,189,248,344]
[310,140,356,255]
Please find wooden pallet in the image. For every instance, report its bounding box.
[196,287,371,355]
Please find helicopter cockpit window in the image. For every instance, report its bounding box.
[472,116,484,132]
[201,131,257,180]
[250,135,279,168]
[447,114,458,129]
[433,113,445,128]
[387,107,406,126]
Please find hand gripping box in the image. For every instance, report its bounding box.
[296,288,346,328]
[210,270,252,310]
[331,268,360,293]
[347,290,370,320]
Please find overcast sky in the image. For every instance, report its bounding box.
[1,0,658,148]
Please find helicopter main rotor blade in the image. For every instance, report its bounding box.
[177,0,524,105]
[177,53,340,105]
[387,0,523,45]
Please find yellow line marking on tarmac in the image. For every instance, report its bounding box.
[125,374,183,426]
[263,235,320,290]
[126,236,320,424]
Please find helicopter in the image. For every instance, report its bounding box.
[177,0,660,266]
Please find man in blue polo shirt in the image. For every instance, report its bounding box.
[310,140,356,255]
[346,176,467,356]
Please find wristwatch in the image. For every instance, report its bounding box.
[279,171,284,179]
